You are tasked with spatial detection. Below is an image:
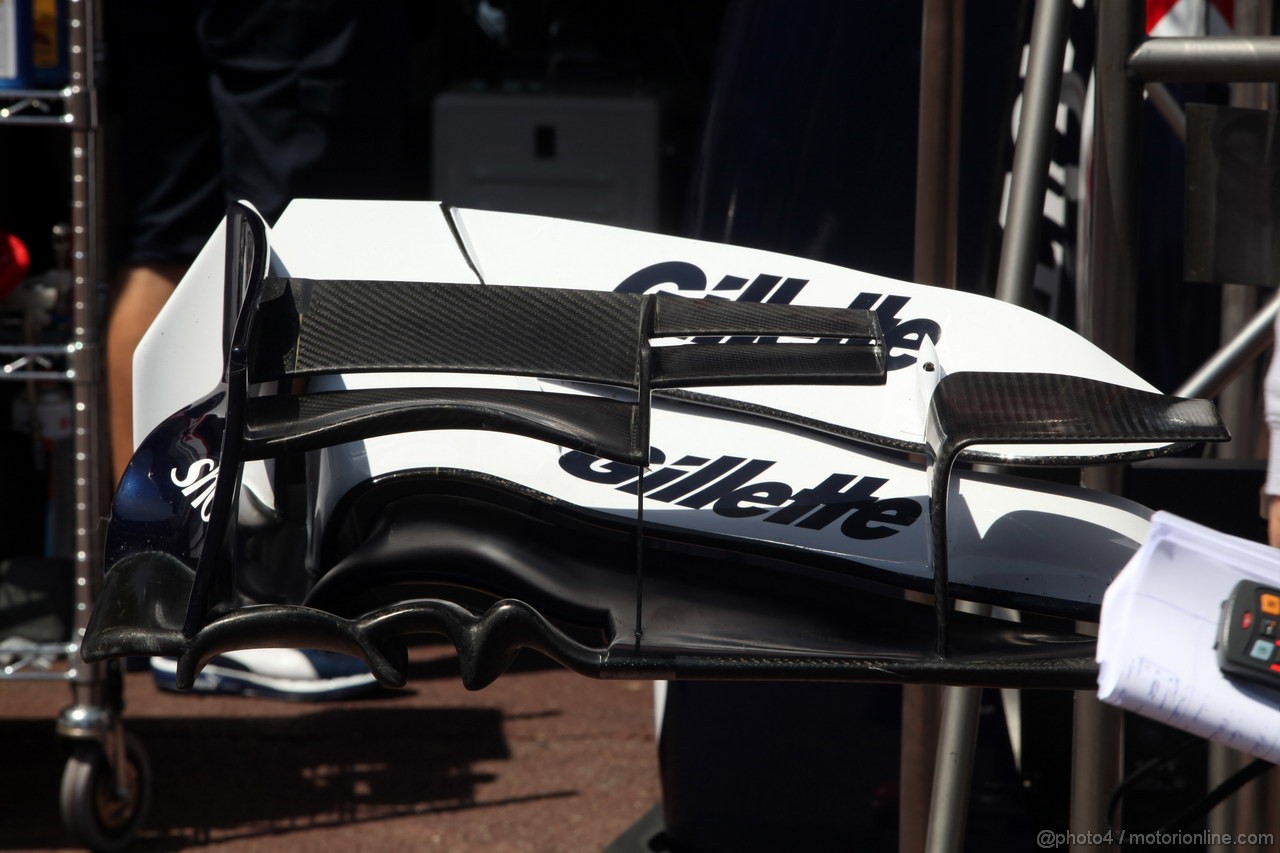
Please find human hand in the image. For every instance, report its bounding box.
[1269,494,1280,548]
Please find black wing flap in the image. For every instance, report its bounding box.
[926,372,1229,455]
[652,292,881,340]
[250,279,642,385]
[245,387,645,463]
[924,371,1230,657]
[652,342,886,387]
[249,278,887,389]
[242,278,887,465]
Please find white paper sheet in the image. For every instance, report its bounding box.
[1097,511,1280,762]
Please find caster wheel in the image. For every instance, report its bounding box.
[59,732,151,852]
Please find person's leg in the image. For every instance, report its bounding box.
[105,264,183,482]
[108,1,222,481]
[113,1,399,700]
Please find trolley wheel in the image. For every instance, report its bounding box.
[59,732,151,852]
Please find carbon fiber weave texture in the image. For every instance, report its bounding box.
[929,373,1226,444]
[279,279,644,384]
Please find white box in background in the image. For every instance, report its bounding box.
[432,91,660,231]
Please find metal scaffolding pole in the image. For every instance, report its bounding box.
[913,0,965,289]
[903,2,964,848]
[1071,4,1144,851]
[1209,4,1274,844]
[58,0,108,718]
[994,0,1072,308]
[1176,289,1280,400]
[924,683,983,853]
[918,1,1073,850]
[1083,3,1142,370]
[1127,5,1280,846]
[1128,36,1280,81]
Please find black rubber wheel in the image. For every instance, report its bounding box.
[59,732,151,852]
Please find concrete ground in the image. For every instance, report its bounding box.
[0,645,660,852]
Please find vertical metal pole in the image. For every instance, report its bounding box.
[924,677,984,853]
[1070,681,1124,848]
[1208,748,1244,853]
[1214,0,1272,465]
[1072,4,1143,851]
[1270,768,1280,852]
[1082,2,1141,368]
[67,0,106,708]
[900,681,942,853]
[994,0,1073,307]
[1205,4,1277,848]
[919,1,1073,847]
[924,686,982,853]
[1222,0,1274,449]
[904,2,964,850]
[914,0,965,288]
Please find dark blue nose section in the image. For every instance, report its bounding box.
[104,389,228,571]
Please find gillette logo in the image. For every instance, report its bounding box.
[616,262,940,370]
[559,448,921,540]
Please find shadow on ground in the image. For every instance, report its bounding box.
[1,703,572,850]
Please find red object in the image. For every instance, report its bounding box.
[1147,0,1234,35]
[1147,0,1181,33]
[0,230,30,301]
[1243,610,1253,630]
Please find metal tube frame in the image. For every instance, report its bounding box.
[1176,263,1280,399]
[924,683,983,853]
[1066,6,1146,850]
[66,0,105,688]
[915,0,1076,849]
[51,0,124,773]
[903,2,964,850]
[1129,36,1280,82]
[911,0,1081,847]
[0,0,122,801]
[1079,4,1280,849]
[1145,82,1187,142]
[994,0,1073,308]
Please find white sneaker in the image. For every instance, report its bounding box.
[150,649,378,700]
